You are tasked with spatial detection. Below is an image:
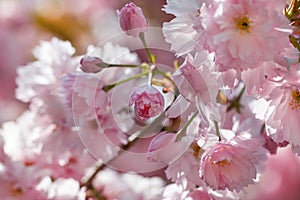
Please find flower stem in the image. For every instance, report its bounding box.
[102,72,148,92]
[214,120,221,141]
[139,33,155,64]
[176,111,199,141]
[107,64,141,68]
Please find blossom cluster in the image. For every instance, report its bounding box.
[1,0,300,199]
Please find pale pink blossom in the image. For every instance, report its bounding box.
[0,159,50,199]
[129,85,164,123]
[60,72,106,121]
[15,36,75,123]
[241,61,288,96]
[39,126,95,180]
[0,110,54,164]
[39,177,83,200]
[199,136,266,192]
[172,52,226,141]
[15,37,79,123]
[254,64,300,146]
[93,168,164,200]
[117,2,148,37]
[162,172,190,200]
[200,0,291,71]
[242,146,300,200]
[162,0,207,56]
[165,149,204,188]
[172,51,221,108]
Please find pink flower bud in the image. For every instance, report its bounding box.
[80,55,109,73]
[129,85,164,122]
[118,2,148,37]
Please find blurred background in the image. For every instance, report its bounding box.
[1,1,300,199]
[0,0,173,124]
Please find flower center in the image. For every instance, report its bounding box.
[10,184,23,196]
[289,89,300,110]
[210,159,231,167]
[212,159,231,167]
[138,103,151,117]
[235,16,251,33]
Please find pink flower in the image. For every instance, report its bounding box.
[162,0,207,56]
[241,61,288,96]
[0,159,50,199]
[118,2,148,37]
[254,64,300,146]
[242,146,300,200]
[172,52,220,104]
[93,168,164,200]
[129,85,164,123]
[42,177,83,199]
[80,55,108,73]
[200,0,290,71]
[60,72,106,120]
[199,136,266,192]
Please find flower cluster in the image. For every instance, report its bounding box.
[2,0,300,199]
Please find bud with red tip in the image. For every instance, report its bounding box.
[118,2,148,37]
[129,85,164,122]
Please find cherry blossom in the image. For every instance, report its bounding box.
[2,0,300,199]
[129,85,165,123]
[200,0,290,72]
[253,64,300,147]
[199,135,266,192]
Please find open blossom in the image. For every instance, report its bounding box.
[92,168,164,200]
[5,0,300,198]
[242,146,300,199]
[241,60,288,96]
[172,51,221,104]
[253,64,300,146]
[0,159,50,199]
[118,2,148,37]
[200,0,290,71]
[15,37,78,103]
[199,136,266,192]
[129,85,164,123]
[162,0,207,56]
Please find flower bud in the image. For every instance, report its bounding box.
[80,55,109,73]
[118,2,148,37]
[129,85,164,122]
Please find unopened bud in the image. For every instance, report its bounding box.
[117,2,148,37]
[80,55,109,73]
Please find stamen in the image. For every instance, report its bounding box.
[215,159,231,167]
[235,16,251,33]
[209,157,231,167]
[289,89,300,110]
[10,184,23,196]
